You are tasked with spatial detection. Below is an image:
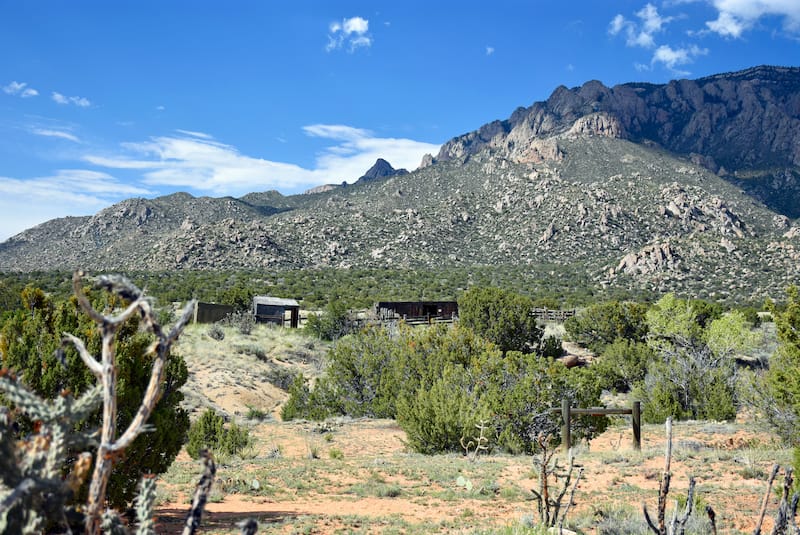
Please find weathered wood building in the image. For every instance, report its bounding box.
[252,296,300,328]
[375,301,458,323]
[193,302,234,324]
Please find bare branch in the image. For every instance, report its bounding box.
[706,506,717,535]
[754,464,780,535]
[61,334,102,378]
[558,466,583,533]
[182,450,217,535]
[644,501,660,535]
[672,477,696,535]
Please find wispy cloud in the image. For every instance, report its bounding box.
[52,91,91,107]
[0,170,152,240]
[326,16,373,52]
[3,81,38,98]
[31,128,80,143]
[84,126,439,196]
[486,46,495,56]
[705,0,800,37]
[175,129,214,140]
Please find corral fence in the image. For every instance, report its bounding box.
[532,308,576,322]
[551,399,642,452]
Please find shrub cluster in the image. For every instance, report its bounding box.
[0,286,190,508]
[186,408,252,460]
[283,323,605,454]
[223,310,255,335]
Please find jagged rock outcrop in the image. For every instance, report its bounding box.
[435,65,800,217]
[356,158,408,184]
[615,242,678,275]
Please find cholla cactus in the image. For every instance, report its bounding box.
[0,374,101,533]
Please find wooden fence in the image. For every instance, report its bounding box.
[532,308,576,321]
[551,400,641,451]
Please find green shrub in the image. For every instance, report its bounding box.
[284,322,607,454]
[207,323,225,341]
[592,339,654,392]
[281,373,335,421]
[186,408,251,459]
[479,352,607,453]
[458,286,542,354]
[635,294,758,423]
[304,299,354,341]
[563,301,648,353]
[539,335,564,358]
[397,364,487,454]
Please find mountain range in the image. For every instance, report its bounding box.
[2,65,799,302]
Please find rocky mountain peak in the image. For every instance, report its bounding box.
[357,158,409,184]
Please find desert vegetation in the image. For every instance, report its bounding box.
[1,274,799,533]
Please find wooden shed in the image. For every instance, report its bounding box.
[375,301,458,323]
[193,302,235,324]
[252,296,300,328]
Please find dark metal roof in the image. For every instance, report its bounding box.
[253,296,300,308]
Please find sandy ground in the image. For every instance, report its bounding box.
[155,324,791,534]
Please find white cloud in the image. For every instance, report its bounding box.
[486,46,495,56]
[343,16,369,34]
[326,16,373,52]
[52,91,91,107]
[31,128,80,143]
[705,0,800,37]
[609,14,627,35]
[156,105,165,111]
[609,3,673,48]
[3,81,38,98]
[651,44,708,72]
[84,126,440,196]
[0,170,152,241]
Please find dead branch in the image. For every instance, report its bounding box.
[769,467,798,535]
[557,465,584,534]
[69,271,196,535]
[182,449,217,535]
[644,417,673,535]
[706,506,717,535]
[754,464,781,535]
[670,477,696,535]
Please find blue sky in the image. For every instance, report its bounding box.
[1,1,799,241]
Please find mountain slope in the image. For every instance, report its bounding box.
[2,66,800,302]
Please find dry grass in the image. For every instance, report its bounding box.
[158,326,794,534]
[175,323,329,421]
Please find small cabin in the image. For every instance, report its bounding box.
[375,301,458,323]
[252,296,300,328]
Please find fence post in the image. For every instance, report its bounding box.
[561,398,571,452]
[632,400,641,450]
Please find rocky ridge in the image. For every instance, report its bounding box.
[435,65,800,217]
[1,66,800,302]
